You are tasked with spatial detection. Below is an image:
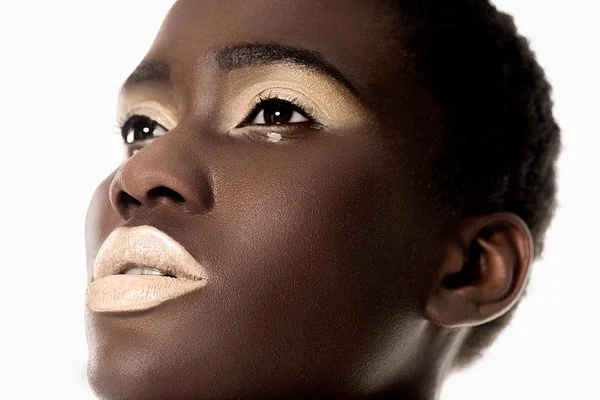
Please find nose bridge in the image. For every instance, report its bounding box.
[109,134,214,219]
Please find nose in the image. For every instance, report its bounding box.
[109,139,214,220]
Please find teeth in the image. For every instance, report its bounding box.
[123,266,165,276]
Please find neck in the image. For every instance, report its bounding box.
[360,373,442,400]
[356,324,468,400]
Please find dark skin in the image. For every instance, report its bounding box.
[85,0,534,399]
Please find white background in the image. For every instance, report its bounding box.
[0,1,597,399]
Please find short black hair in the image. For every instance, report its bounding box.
[390,0,561,368]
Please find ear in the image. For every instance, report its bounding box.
[424,212,534,328]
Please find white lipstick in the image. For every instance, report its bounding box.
[86,225,208,313]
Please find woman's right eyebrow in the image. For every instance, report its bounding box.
[122,43,360,98]
[123,60,170,88]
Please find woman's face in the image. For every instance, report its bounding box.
[85,0,446,398]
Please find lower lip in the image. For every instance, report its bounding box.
[86,275,207,313]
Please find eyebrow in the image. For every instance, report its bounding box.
[123,60,170,88]
[216,43,359,95]
[122,43,359,96]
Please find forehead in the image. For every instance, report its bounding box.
[145,0,408,99]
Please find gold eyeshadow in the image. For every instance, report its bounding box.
[116,64,374,141]
[117,86,178,131]
[220,64,374,133]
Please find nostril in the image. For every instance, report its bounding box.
[147,186,185,203]
[118,191,142,219]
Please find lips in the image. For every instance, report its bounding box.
[86,225,208,313]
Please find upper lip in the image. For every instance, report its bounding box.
[92,225,208,282]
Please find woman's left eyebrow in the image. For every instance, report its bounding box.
[122,43,360,97]
[215,42,360,97]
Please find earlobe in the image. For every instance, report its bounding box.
[424,212,534,328]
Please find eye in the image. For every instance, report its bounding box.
[239,97,313,127]
[120,115,168,144]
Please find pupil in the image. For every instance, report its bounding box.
[264,100,294,124]
[124,116,156,144]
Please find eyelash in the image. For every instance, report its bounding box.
[115,112,168,145]
[236,92,318,128]
[115,111,138,133]
[116,93,320,143]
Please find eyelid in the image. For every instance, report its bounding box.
[117,100,178,130]
[222,65,374,133]
[240,88,323,125]
[237,90,318,128]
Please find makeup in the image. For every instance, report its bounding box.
[222,64,374,133]
[86,225,208,313]
[117,84,178,131]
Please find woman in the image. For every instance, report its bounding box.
[85,0,560,398]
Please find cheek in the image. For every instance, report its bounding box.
[211,134,427,324]
[218,134,419,264]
